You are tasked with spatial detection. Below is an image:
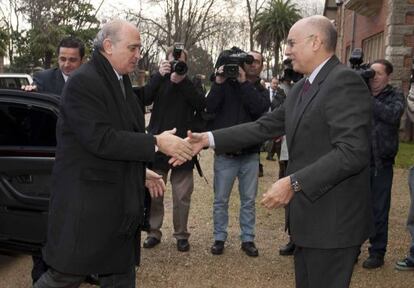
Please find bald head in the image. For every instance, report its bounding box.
[294,16,337,53]
[94,19,141,75]
[94,19,138,51]
[285,16,337,75]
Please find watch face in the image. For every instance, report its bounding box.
[292,181,301,192]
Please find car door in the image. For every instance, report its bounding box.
[0,90,59,254]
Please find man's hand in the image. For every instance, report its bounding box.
[170,72,186,84]
[21,84,37,92]
[261,176,294,209]
[215,66,226,84]
[155,128,193,163]
[145,169,165,198]
[237,66,246,84]
[169,130,210,166]
[159,60,171,76]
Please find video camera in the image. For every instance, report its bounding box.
[282,58,303,83]
[170,42,188,75]
[214,47,254,79]
[349,48,375,84]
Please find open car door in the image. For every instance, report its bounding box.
[0,89,59,254]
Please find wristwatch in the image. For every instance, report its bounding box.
[290,174,302,192]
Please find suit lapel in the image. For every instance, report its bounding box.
[288,56,340,149]
[54,69,65,95]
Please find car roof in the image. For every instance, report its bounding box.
[0,73,32,77]
[0,89,60,106]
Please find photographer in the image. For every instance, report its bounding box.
[395,81,414,271]
[362,59,405,269]
[142,45,206,252]
[206,48,270,257]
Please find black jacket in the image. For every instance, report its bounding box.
[371,84,405,168]
[43,51,155,275]
[144,72,206,170]
[33,68,65,95]
[206,78,270,154]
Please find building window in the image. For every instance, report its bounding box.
[362,32,385,63]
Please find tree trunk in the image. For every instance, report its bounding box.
[44,50,53,69]
[273,44,279,76]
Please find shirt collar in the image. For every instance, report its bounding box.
[61,72,68,82]
[307,57,330,84]
[113,68,123,81]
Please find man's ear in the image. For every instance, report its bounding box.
[102,38,113,55]
[312,34,323,51]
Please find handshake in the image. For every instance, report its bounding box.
[155,128,209,166]
[145,129,208,199]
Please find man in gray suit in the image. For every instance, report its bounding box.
[176,15,372,288]
[34,20,193,288]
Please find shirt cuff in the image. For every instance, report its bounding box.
[207,131,215,149]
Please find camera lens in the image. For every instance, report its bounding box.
[172,61,188,75]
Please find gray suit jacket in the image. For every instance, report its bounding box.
[213,56,373,249]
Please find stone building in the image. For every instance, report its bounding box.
[324,0,414,140]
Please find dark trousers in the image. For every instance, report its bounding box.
[32,255,48,283]
[294,245,359,288]
[33,265,136,288]
[369,165,393,257]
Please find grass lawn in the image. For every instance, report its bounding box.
[395,142,414,169]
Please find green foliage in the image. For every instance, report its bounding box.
[395,142,414,169]
[188,45,214,79]
[10,0,100,71]
[254,0,301,75]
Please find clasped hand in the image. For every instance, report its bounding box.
[168,131,295,210]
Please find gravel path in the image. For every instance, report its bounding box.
[1,150,413,287]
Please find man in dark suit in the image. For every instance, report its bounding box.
[34,20,193,288]
[177,15,372,288]
[22,36,84,94]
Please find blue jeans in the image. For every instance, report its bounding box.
[369,165,393,257]
[213,153,259,242]
[407,166,414,262]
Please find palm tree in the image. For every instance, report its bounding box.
[254,0,301,76]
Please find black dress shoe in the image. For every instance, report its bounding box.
[279,240,295,256]
[143,237,160,248]
[85,274,99,286]
[211,240,225,255]
[241,241,259,257]
[177,239,190,252]
[362,255,384,269]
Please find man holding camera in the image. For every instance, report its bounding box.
[362,59,405,269]
[206,49,270,256]
[142,45,206,252]
[395,81,414,271]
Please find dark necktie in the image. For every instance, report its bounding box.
[302,79,311,95]
[119,78,126,100]
[299,79,311,103]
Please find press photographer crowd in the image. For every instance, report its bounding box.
[1,14,412,288]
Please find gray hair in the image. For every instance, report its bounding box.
[93,19,131,51]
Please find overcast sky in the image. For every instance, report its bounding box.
[92,0,325,20]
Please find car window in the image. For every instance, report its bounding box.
[0,102,56,146]
[0,77,30,89]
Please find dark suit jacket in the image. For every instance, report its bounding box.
[33,67,66,95]
[213,56,373,249]
[43,51,156,275]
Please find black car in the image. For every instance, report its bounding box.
[0,89,58,254]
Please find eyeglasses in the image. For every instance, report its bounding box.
[286,34,315,48]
